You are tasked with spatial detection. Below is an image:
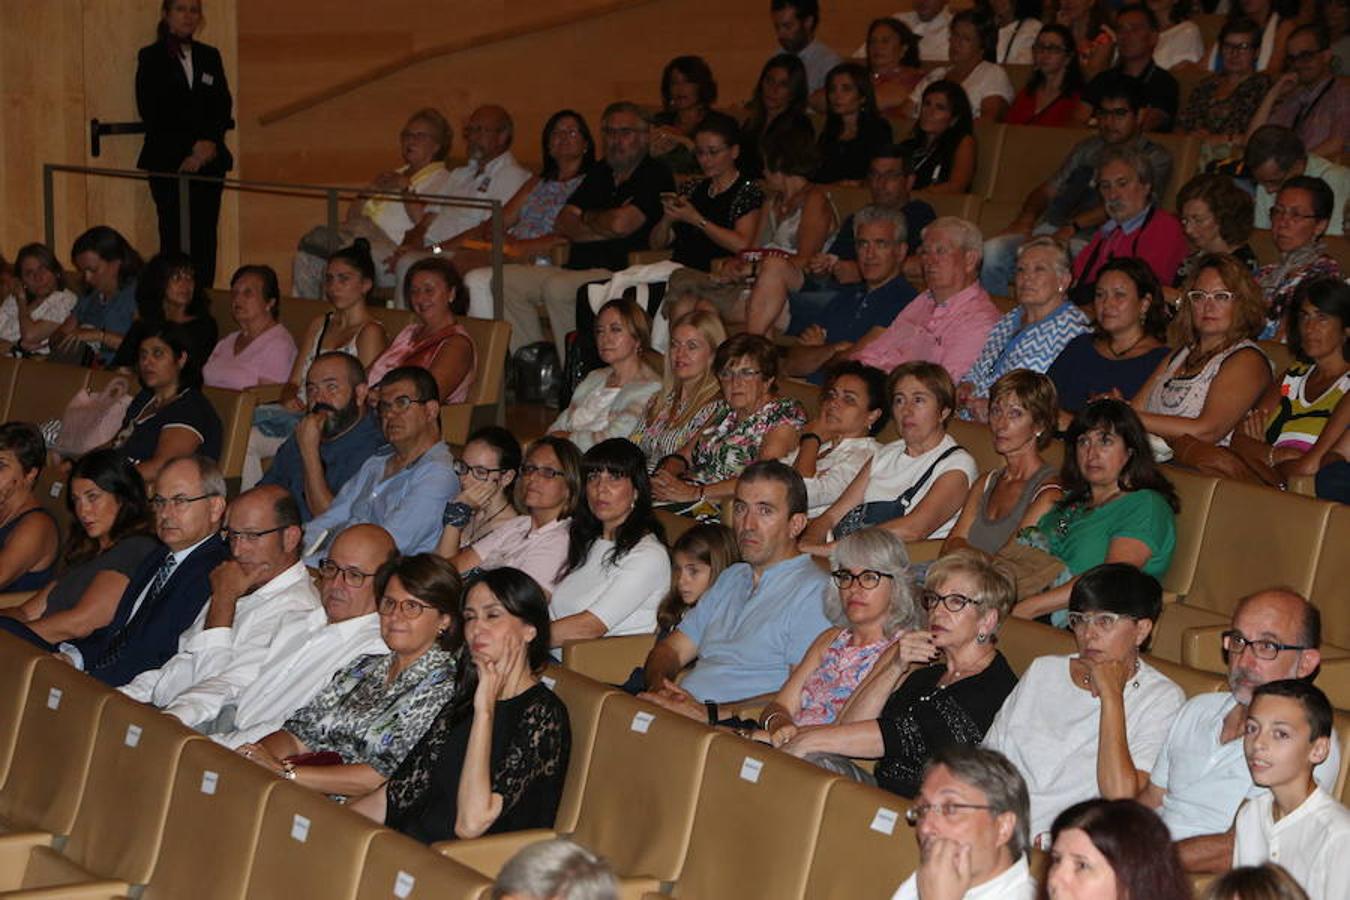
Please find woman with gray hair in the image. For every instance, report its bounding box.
[957,237,1092,422]
[779,549,1018,799]
[754,528,921,743]
[493,838,617,900]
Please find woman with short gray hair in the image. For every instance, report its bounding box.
[778,549,1019,799]
[755,528,920,744]
[493,838,617,900]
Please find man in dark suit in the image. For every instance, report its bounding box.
[136,0,234,286]
[61,454,228,687]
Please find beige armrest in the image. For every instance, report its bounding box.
[244,383,285,405]
[905,540,944,563]
[1181,624,1228,675]
[560,633,654,685]
[0,832,55,891]
[0,591,35,610]
[1287,474,1317,497]
[549,244,570,267]
[627,249,674,266]
[434,828,557,878]
[1314,657,1350,709]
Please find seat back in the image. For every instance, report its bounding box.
[1145,656,1226,700]
[540,666,616,834]
[997,617,1077,675]
[355,831,492,900]
[803,779,919,900]
[971,120,1004,199]
[915,191,983,222]
[441,316,512,446]
[674,734,837,899]
[1160,469,1220,598]
[987,126,1094,206]
[201,386,258,478]
[779,377,820,422]
[1259,340,1295,379]
[0,631,46,787]
[1150,133,1199,208]
[142,740,277,900]
[947,419,1001,474]
[0,658,108,834]
[243,778,384,900]
[571,694,717,881]
[9,359,91,426]
[0,356,21,420]
[63,692,202,882]
[1309,503,1350,651]
[828,185,871,223]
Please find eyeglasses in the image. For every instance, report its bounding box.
[520,463,565,480]
[1179,214,1214,228]
[921,590,980,613]
[551,127,583,139]
[1221,630,1310,661]
[1031,42,1068,53]
[454,460,509,480]
[1221,41,1256,52]
[1185,289,1235,304]
[905,802,994,825]
[1285,49,1321,64]
[378,596,438,619]
[1066,611,1134,631]
[376,395,423,416]
[718,367,763,381]
[1270,205,1321,222]
[150,493,218,511]
[220,525,286,543]
[318,559,375,587]
[831,569,895,590]
[694,145,730,158]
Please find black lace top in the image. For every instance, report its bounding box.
[385,681,571,843]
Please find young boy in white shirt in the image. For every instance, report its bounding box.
[1231,679,1350,900]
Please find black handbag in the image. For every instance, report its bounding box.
[835,446,963,538]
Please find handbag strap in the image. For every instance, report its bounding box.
[895,445,964,515]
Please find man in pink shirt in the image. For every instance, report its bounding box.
[850,216,1001,381]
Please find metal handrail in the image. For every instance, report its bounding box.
[41,162,506,318]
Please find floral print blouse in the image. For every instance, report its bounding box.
[283,647,458,777]
[689,395,807,484]
[633,388,724,470]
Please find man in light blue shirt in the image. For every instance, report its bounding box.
[640,461,831,712]
[302,366,458,562]
[770,0,842,93]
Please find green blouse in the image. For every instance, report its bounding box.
[1034,489,1177,579]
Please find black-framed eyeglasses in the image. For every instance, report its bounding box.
[378,595,438,619]
[150,492,219,511]
[921,590,979,613]
[220,525,286,543]
[454,460,509,480]
[905,802,994,825]
[831,570,895,590]
[1221,630,1309,661]
[520,463,565,480]
[318,559,375,587]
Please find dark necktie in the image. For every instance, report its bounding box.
[93,554,178,672]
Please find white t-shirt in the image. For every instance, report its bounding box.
[1153,692,1343,840]
[549,533,670,636]
[781,436,879,517]
[0,289,79,349]
[892,855,1037,900]
[982,655,1186,839]
[1154,22,1204,70]
[998,18,1042,65]
[862,434,978,539]
[856,8,954,62]
[910,61,1015,120]
[1233,787,1350,900]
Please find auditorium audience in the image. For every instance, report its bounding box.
[851,217,1001,381]
[1256,176,1342,338]
[365,257,476,403]
[111,251,218,372]
[1056,0,1115,79]
[548,298,660,451]
[906,8,1015,122]
[369,567,570,842]
[1047,257,1172,415]
[446,436,580,595]
[0,423,59,594]
[781,548,1018,800]
[257,351,386,521]
[0,449,154,647]
[1043,799,1192,900]
[202,264,297,390]
[782,362,887,517]
[866,18,926,120]
[1081,6,1181,132]
[57,225,142,366]
[959,238,1091,420]
[1203,0,1293,72]
[895,81,977,193]
[0,243,79,357]
[945,371,1064,557]
[640,462,832,706]
[1151,0,1204,68]
[213,523,394,747]
[769,0,842,93]
[302,366,459,562]
[740,54,816,180]
[815,62,893,185]
[1248,23,1350,159]
[549,439,669,645]
[990,0,1042,65]
[1005,24,1091,127]
[1178,18,1272,165]
[1133,253,1271,449]
[120,485,318,728]
[802,362,978,549]
[111,323,223,481]
[634,311,724,469]
[62,454,229,687]
[1245,125,1350,237]
[755,528,918,737]
[882,0,955,63]
[237,553,462,797]
[436,427,521,561]
[984,564,1186,839]
[890,746,1036,900]
[650,55,718,176]
[1175,173,1259,290]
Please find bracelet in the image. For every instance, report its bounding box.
[443,501,473,528]
[799,432,822,446]
[761,710,786,732]
[705,700,719,726]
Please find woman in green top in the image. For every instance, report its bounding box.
[1012,399,1179,622]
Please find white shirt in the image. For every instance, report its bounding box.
[781,436,879,517]
[1153,692,1342,840]
[982,655,1186,839]
[468,515,571,594]
[998,19,1041,65]
[0,289,78,350]
[211,606,386,748]
[549,533,670,637]
[910,61,1015,120]
[1233,788,1350,900]
[120,561,321,729]
[892,856,1037,900]
[1153,22,1204,70]
[863,435,978,539]
[179,44,193,87]
[364,163,453,245]
[423,151,533,245]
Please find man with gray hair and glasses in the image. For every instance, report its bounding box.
[892,745,1035,899]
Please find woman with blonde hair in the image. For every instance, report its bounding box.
[634,309,726,471]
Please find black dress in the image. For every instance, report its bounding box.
[814,116,893,184]
[670,176,765,271]
[385,682,571,844]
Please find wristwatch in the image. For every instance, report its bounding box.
[443,501,473,528]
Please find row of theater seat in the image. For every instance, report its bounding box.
[3,616,1346,900]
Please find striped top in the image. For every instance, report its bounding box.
[1266,362,1350,452]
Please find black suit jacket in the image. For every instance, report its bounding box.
[74,534,229,688]
[135,39,234,174]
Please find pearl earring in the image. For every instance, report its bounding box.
[976,632,989,644]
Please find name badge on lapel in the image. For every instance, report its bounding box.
[202,73,215,86]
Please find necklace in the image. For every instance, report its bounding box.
[465,498,512,544]
[941,648,997,684]
[1106,332,1147,359]
[1077,658,1142,689]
